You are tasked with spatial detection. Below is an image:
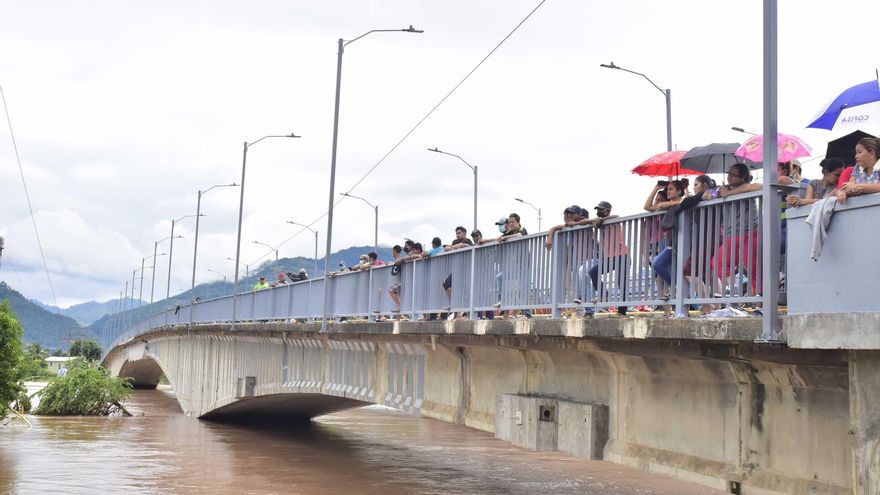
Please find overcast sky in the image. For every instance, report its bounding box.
[1,0,877,307]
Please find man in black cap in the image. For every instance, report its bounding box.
[570,201,628,316]
[543,205,596,317]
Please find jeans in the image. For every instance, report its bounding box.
[652,247,673,285]
[589,254,629,315]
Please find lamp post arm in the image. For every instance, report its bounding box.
[614,66,667,96]
[345,26,423,47]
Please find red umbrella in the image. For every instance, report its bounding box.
[631,150,701,177]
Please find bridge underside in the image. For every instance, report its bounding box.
[118,358,163,389]
[201,393,370,422]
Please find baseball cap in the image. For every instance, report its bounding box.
[594,201,612,210]
[494,216,508,226]
[470,229,482,237]
[563,205,583,215]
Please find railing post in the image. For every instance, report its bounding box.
[468,247,476,319]
[674,209,691,317]
[367,268,375,322]
[550,230,561,318]
[411,260,418,320]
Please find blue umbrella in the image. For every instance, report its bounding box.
[807,79,880,131]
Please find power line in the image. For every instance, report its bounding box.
[247,0,549,266]
[1,85,60,310]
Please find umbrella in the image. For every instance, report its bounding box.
[679,143,759,174]
[807,79,880,131]
[735,133,812,163]
[630,150,701,177]
[825,130,876,165]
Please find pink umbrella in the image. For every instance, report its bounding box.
[630,150,701,177]
[735,133,812,163]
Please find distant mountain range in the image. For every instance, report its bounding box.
[32,298,141,326]
[0,282,92,350]
[2,245,394,349]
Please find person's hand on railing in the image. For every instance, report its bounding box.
[786,195,802,207]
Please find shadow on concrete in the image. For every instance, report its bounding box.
[201,393,371,423]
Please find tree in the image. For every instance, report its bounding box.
[69,340,102,361]
[0,300,26,417]
[34,360,132,416]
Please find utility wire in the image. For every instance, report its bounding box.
[247,0,549,266]
[1,85,60,310]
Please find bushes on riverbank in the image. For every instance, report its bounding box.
[0,301,26,418]
[34,360,132,416]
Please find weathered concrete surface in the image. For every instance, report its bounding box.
[103,319,853,495]
[786,312,880,349]
[848,351,880,495]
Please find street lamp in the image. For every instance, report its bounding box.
[166,214,202,300]
[252,240,279,261]
[151,236,181,304]
[231,133,300,330]
[323,25,423,332]
[206,268,227,285]
[600,62,672,151]
[515,198,542,232]
[139,252,165,307]
[428,147,478,231]
[226,257,249,278]
[191,183,238,295]
[340,193,378,253]
[731,126,758,136]
[286,221,319,276]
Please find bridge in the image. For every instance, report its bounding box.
[101,192,880,495]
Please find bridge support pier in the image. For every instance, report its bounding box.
[849,350,880,495]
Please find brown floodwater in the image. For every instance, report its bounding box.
[1,387,722,494]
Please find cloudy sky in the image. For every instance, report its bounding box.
[1,0,877,307]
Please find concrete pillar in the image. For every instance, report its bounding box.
[849,350,880,495]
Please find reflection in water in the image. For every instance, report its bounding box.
[0,388,720,494]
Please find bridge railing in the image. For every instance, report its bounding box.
[105,191,773,352]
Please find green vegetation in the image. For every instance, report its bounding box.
[34,359,132,416]
[22,343,55,380]
[69,340,102,361]
[0,300,27,417]
[0,282,88,348]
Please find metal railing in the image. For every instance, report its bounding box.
[104,191,774,352]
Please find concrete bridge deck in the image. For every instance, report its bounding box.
[104,316,870,495]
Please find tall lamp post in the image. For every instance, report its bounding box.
[600,62,672,152]
[322,25,423,331]
[340,193,378,253]
[226,257,249,278]
[428,147,478,231]
[151,236,180,304]
[231,133,300,329]
[166,214,202,300]
[191,183,238,295]
[287,221,319,276]
[252,240,279,261]
[139,252,165,307]
[731,126,758,136]
[206,268,227,285]
[515,197,542,232]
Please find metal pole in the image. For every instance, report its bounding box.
[191,190,203,294]
[150,241,158,304]
[322,38,345,332]
[373,205,379,254]
[138,258,145,307]
[665,89,673,152]
[760,0,780,341]
[231,141,248,330]
[473,166,478,231]
[314,230,318,276]
[123,281,129,329]
[166,219,176,300]
[537,207,542,233]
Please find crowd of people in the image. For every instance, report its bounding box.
[250,137,880,321]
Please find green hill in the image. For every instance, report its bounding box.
[0,282,90,350]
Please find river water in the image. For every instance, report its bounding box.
[1,387,720,494]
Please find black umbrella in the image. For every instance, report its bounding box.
[679,142,760,174]
[825,130,875,166]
